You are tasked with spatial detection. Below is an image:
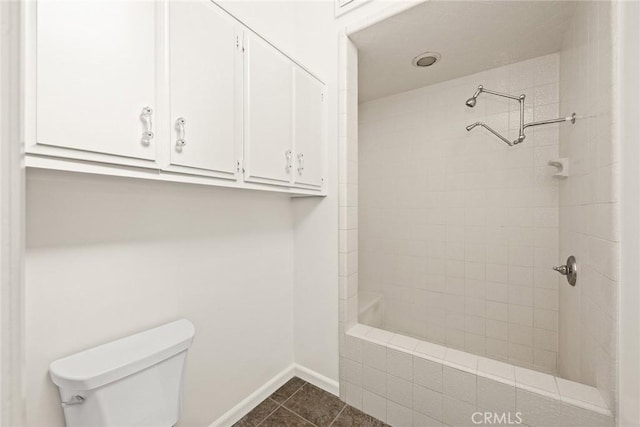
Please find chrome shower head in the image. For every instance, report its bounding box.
[466,122,481,131]
[465,85,483,108]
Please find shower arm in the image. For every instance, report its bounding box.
[524,113,577,129]
[477,87,521,101]
[469,86,526,144]
[466,122,513,146]
[465,85,575,146]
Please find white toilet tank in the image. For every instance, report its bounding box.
[49,319,195,427]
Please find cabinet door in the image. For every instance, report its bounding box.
[35,0,156,160]
[243,33,293,186]
[293,68,325,189]
[169,1,239,178]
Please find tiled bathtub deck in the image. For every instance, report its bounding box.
[234,377,389,427]
[342,324,613,427]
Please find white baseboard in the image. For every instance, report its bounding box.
[293,364,340,397]
[209,364,340,427]
[209,365,295,427]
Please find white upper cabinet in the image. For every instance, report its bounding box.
[27,0,326,196]
[243,32,294,187]
[168,1,240,179]
[293,68,325,189]
[33,0,157,162]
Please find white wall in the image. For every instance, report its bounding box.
[618,1,640,424]
[290,0,340,386]
[0,2,26,426]
[26,171,295,427]
[221,0,343,393]
[24,1,341,426]
[558,0,617,409]
[290,0,420,389]
[358,54,562,374]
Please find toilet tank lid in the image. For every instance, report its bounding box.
[49,319,195,391]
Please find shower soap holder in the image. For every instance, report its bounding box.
[548,158,569,178]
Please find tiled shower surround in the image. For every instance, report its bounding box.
[343,323,613,427]
[338,3,617,426]
[358,53,563,374]
[558,0,617,409]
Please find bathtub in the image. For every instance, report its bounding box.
[358,291,383,328]
[343,323,613,427]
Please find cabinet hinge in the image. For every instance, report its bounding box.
[236,36,239,48]
[237,159,245,174]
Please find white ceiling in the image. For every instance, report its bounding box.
[351,1,578,102]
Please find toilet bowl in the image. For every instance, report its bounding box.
[49,319,195,427]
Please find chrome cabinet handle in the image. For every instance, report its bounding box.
[175,117,186,150]
[297,153,304,175]
[285,149,292,173]
[140,107,154,145]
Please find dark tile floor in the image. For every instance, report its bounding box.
[233,377,389,427]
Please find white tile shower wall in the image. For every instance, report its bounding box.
[558,1,617,409]
[344,325,613,427]
[338,2,426,404]
[338,34,361,400]
[358,54,562,374]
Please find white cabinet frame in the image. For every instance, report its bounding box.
[23,0,327,197]
[23,0,167,170]
[163,0,243,181]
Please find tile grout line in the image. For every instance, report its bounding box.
[278,380,346,427]
[281,405,320,427]
[327,403,347,427]
[286,383,346,427]
[253,399,282,427]
[256,377,306,427]
[280,384,321,427]
[252,379,357,427]
[255,379,308,427]
[280,381,307,406]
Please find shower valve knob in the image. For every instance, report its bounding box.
[553,255,577,286]
[553,265,568,275]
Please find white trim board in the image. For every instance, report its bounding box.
[0,1,26,426]
[618,1,640,425]
[293,364,340,397]
[208,364,339,427]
